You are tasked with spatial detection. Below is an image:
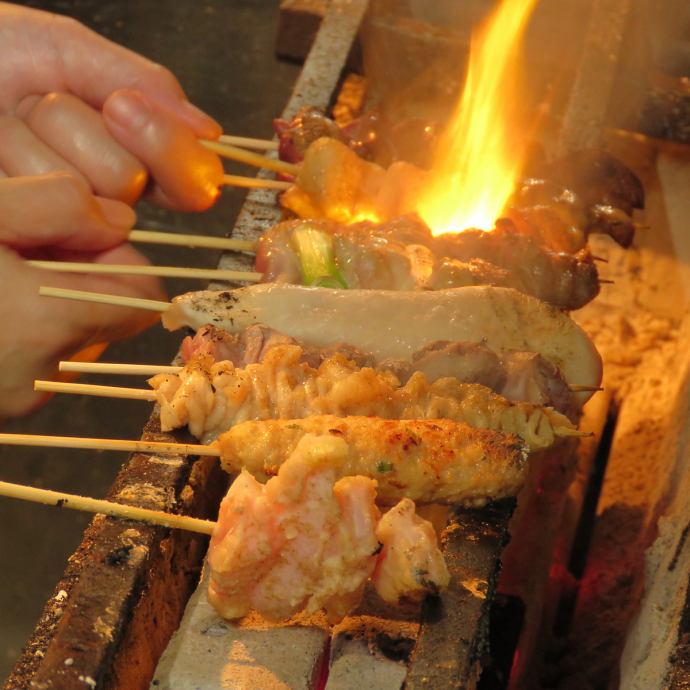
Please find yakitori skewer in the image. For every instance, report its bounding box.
[28,261,261,283]
[215,135,278,151]
[129,229,256,253]
[56,359,602,394]
[203,140,298,176]
[0,432,218,457]
[32,379,590,439]
[0,480,214,535]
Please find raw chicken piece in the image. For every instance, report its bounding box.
[207,434,381,622]
[373,498,451,604]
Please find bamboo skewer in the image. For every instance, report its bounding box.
[129,229,256,253]
[222,174,291,190]
[0,480,215,535]
[203,140,298,176]
[0,432,219,457]
[28,261,261,283]
[215,135,278,151]
[39,286,170,312]
[57,359,603,395]
[59,361,181,376]
[34,380,156,401]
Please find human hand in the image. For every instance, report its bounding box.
[0,1,224,211]
[0,3,229,418]
[0,172,166,418]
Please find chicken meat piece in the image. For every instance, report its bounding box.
[181,324,373,370]
[207,434,381,622]
[281,137,426,224]
[148,344,576,449]
[273,107,347,164]
[507,150,644,252]
[500,351,579,423]
[162,284,603,405]
[373,498,450,604]
[216,416,528,507]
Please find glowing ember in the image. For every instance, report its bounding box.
[417,0,538,235]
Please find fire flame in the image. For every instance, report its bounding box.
[417,0,539,235]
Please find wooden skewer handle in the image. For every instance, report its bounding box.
[39,286,170,313]
[59,361,181,376]
[0,480,215,535]
[35,380,157,401]
[216,135,278,151]
[0,432,219,457]
[129,229,256,253]
[202,140,298,176]
[222,174,291,190]
[29,261,261,284]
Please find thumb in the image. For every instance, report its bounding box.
[0,173,134,252]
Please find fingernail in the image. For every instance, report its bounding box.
[97,198,136,229]
[182,101,222,139]
[106,91,151,131]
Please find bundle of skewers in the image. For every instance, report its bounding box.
[0,104,644,626]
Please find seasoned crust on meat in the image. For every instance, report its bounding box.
[149,344,575,449]
[216,416,528,507]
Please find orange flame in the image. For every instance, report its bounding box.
[417,0,539,235]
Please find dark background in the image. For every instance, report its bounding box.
[0,0,299,681]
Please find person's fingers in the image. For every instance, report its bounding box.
[1,4,220,139]
[30,243,166,343]
[103,89,223,211]
[0,244,164,417]
[18,92,148,204]
[0,173,133,251]
[0,115,86,180]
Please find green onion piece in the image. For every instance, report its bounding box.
[290,226,348,289]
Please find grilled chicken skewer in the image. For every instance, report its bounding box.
[273,110,644,253]
[0,416,528,507]
[0,434,449,623]
[217,416,527,506]
[147,343,577,449]
[39,284,602,403]
[159,285,603,402]
[256,215,600,309]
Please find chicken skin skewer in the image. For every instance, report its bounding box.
[148,344,576,450]
[182,324,579,422]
